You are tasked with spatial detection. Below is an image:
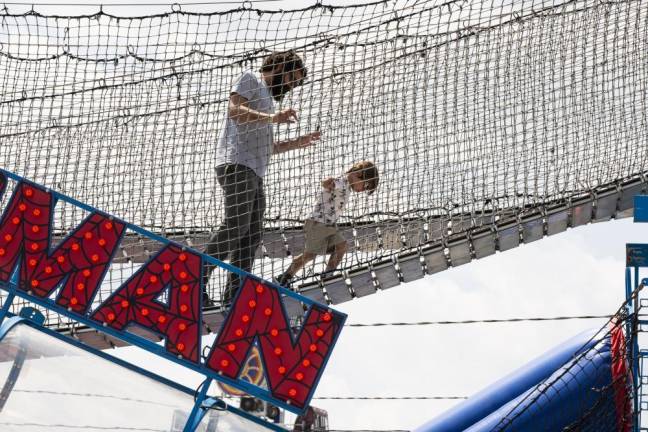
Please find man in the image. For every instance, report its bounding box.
[204,50,320,307]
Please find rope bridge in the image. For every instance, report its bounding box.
[0,0,646,310]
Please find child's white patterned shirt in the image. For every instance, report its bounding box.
[310,176,350,225]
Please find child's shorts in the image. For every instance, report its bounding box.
[304,219,346,254]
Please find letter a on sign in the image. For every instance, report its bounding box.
[92,245,202,363]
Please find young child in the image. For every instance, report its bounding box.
[275,160,379,287]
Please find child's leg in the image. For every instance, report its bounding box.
[285,252,317,277]
[325,241,347,272]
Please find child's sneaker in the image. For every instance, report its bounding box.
[319,270,337,281]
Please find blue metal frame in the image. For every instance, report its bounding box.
[625,269,641,432]
[0,167,348,415]
[626,195,648,432]
[183,378,213,432]
[0,313,288,431]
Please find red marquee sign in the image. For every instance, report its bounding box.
[0,171,346,413]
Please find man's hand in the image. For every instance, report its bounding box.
[321,177,335,191]
[272,108,298,124]
[295,131,321,148]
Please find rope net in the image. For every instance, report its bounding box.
[0,0,647,306]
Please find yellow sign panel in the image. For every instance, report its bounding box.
[218,346,265,396]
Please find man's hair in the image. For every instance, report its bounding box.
[260,50,307,83]
[347,160,379,195]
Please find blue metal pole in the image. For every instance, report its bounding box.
[0,290,15,326]
[0,270,18,325]
[183,378,212,432]
[626,267,640,432]
[634,265,640,430]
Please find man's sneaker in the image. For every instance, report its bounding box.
[273,272,293,288]
[202,291,215,308]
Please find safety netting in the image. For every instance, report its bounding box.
[0,0,647,306]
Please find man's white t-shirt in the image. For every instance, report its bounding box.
[311,176,351,225]
[216,70,275,178]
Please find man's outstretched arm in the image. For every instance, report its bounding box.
[228,93,297,124]
[274,131,321,153]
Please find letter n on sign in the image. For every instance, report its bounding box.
[206,277,345,409]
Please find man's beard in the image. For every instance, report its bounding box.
[270,73,292,102]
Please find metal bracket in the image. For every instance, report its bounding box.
[18,307,45,326]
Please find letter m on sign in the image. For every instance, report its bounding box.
[207,277,345,410]
[0,173,125,311]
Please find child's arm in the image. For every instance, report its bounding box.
[321,177,335,191]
